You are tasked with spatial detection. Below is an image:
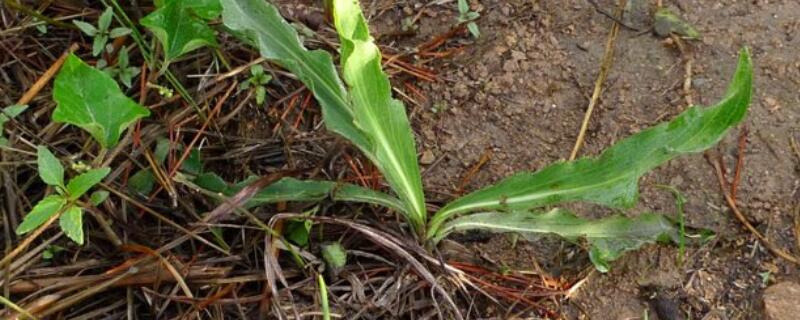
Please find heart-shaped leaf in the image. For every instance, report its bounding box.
[52,54,150,149]
[141,0,220,62]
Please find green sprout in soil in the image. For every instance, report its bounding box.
[213,0,752,272]
[239,65,273,105]
[73,7,131,56]
[457,0,480,38]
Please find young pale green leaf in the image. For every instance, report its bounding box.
[109,27,132,38]
[73,20,97,36]
[15,195,66,235]
[66,167,111,200]
[221,0,426,232]
[331,0,427,233]
[141,0,220,62]
[436,209,679,272]
[98,7,114,32]
[52,54,150,148]
[37,146,65,188]
[60,206,84,245]
[428,48,753,237]
[92,35,108,56]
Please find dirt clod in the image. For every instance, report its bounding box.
[764,282,800,320]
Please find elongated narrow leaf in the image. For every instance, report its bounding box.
[15,195,66,235]
[438,209,680,272]
[332,0,426,232]
[66,167,111,200]
[428,49,753,237]
[220,0,426,233]
[190,174,407,214]
[53,54,150,148]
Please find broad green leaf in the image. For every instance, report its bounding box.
[220,0,425,232]
[66,167,111,200]
[436,209,680,272]
[37,146,64,188]
[15,195,66,235]
[332,0,427,233]
[60,206,84,245]
[141,0,219,62]
[52,54,151,148]
[428,48,752,237]
[0,104,28,146]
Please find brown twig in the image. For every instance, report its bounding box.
[16,43,78,105]
[569,0,626,160]
[456,148,493,195]
[705,152,800,265]
[730,125,748,202]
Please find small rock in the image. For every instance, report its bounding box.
[420,150,436,165]
[764,282,800,320]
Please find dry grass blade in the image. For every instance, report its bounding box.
[569,0,626,160]
[269,214,465,320]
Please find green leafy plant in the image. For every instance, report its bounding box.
[239,65,272,105]
[0,104,28,146]
[98,47,141,88]
[16,146,110,244]
[52,54,150,149]
[457,0,480,38]
[140,0,221,64]
[73,7,132,56]
[219,0,752,271]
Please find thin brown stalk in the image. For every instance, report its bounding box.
[569,0,625,160]
[706,153,800,265]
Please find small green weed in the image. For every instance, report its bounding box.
[73,7,131,56]
[16,147,110,244]
[98,47,140,88]
[457,0,480,38]
[239,65,272,105]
